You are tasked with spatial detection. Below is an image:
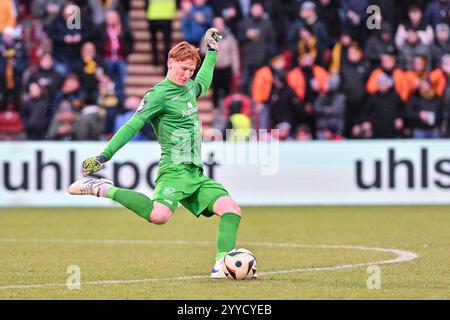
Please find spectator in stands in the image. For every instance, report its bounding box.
[254,1,286,50]
[286,3,305,52]
[339,0,368,45]
[223,96,252,142]
[46,2,89,75]
[237,2,275,95]
[395,5,434,49]
[21,82,51,140]
[200,17,240,122]
[28,1,58,65]
[425,0,450,29]
[26,52,63,105]
[0,0,17,34]
[47,99,78,140]
[296,25,326,68]
[436,54,450,137]
[313,75,346,140]
[364,22,396,69]
[267,76,298,134]
[74,42,105,104]
[210,0,244,36]
[0,27,28,112]
[368,0,397,31]
[397,27,431,71]
[339,45,370,138]
[316,0,341,45]
[252,50,289,130]
[405,54,429,92]
[287,1,329,67]
[362,74,404,139]
[329,28,359,75]
[181,0,214,47]
[405,77,443,138]
[97,74,119,138]
[88,0,123,27]
[404,55,445,100]
[54,73,85,114]
[31,0,66,29]
[145,0,176,67]
[236,0,251,19]
[72,96,105,140]
[99,9,134,108]
[366,50,409,102]
[430,23,450,69]
[287,53,330,131]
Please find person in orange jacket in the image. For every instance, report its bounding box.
[366,50,409,102]
[404,55,446,100]
[0,0,16,34]
[286,53,329,102]
[429,54,450,137]
[286,52,329,134]
[251,49,289,130]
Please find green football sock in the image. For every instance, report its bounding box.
[106,187,153,221]
[216,212,241,261]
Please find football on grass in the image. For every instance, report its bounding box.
[223,248,257,280]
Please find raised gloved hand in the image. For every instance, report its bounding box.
[81,155,107,176]
[204,28,222,51]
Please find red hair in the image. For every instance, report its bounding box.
[168,41,201,67]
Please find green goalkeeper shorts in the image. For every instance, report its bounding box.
[152,163,229,217]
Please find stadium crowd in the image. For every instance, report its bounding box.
[2,0,450,141]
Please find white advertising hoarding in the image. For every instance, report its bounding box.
[0,140,450,207]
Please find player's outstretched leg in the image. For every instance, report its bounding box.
[210,196,243,279]
[68,178,155,222]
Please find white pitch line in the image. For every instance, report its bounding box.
[0,238,418,290]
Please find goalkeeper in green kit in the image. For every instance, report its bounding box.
[68,28,250,279]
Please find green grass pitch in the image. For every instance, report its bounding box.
[0,206,449,299]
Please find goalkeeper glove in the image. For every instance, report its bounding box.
[81,155,108,176]
[204,28,222,51]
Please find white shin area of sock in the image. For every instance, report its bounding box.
[99,184,113,198]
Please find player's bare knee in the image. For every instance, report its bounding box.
[150,205,172,225]
[232,204,242,216]
[150,210,171,225]
[226,201,242,216]
[214,196,242,217]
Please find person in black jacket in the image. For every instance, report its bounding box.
[339,45,370,138]
[313,75,346,140]
[237,2,275,94]
[438,54,450,137]
[46,2,91,75]
[430,23,450,69]
[210,0,243,36]
[21,82,51,140]
[364,22,396,69]
[405,78,443,138]
[26,52,63,103]
[361,74,405,139]
[316,0,341,45]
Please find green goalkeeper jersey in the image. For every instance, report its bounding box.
[100,51,218,172]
